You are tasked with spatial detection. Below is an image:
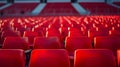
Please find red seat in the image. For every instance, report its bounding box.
[117,50,120,67]
[68,30,83,37]
[33,37,61,49]
[23,31,39,44]
[1,31,21,44]
[29,49,70,67]
[59,27,69,38]
[65,36,92,56]
[74,49,116,67]
[46,29,61,41]
[59,27,69,43]
[88,29,109,41]
[94,36,120,56]
[109,30,120,37]
[3,37,30,50]
[0,49,26,67]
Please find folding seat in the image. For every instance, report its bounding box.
[88,29,109,41]
[113,26,120,31]
[109,30,120,37]
[16,27,28,36]
[32,27,46,36]
[33,37,61,49]
[0,49,26,67]
[88,27,109,38]
[1,30,20,37]
[68,31,83,37]
[65,36,92,56]
[46,28,61,38]
[23,31,39,45]
[74,49,116,67]
[1,31,21,44]
[117,50,120,67]
[59,27,69,46]
[29,49,70,67]
[59,27,68,40]
[94,36,120,56]
[0,23,13,32]
[2,37,30,50]
[46,29,62,44]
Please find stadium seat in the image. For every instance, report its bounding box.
[68,27,83,37]
[0,49,26,67]
[88,29,109,41]
[1,31,21,44]
[65,36,92,56]
[23,31,39,44]
[94,36,120,56]
[33,37,61,49]
[74,49,116,67]
[29,49,70,67]
[2,37,30,50]
[59,27,69,40]
[117,50,120,67]
[109,30,120,37]
[46,29,61,41]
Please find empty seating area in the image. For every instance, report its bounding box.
[0,0,120,66]
[0,49,26,67]
[40,3,79,16]
[79,2,120,15]
[0,16,120,46]
[0,49,119,67]
[0,3,39,15]
[0,2,120,16]
[0,15,120,67]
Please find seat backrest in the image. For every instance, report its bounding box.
[109,30,120,37]
[117,50,120,67]
[1,31,20,39]
[68,31,83,37]
[23,31,39,44]
[0,49,26,67]
[88,29,109,40]
[46,29,61,37]
[33,37,61,49]
[94,36,120,56]
[29,49,70,67]
[3,37,30,50]
[23,31,39,37]
[1,31,21,43]
[74,49,116,67]
[65,36,92,56]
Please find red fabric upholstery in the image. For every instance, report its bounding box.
[29,49,70,67]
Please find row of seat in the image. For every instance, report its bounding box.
[0,16,120,48]
[40,3,79,15]
[1,27,120,44]
[0,2,120,15]
[0,49,119,67]
[0,3,39,15]
[1,36,120,57]
[79,2,120,15]
[0,15,120,67]
[1,16,120,34]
